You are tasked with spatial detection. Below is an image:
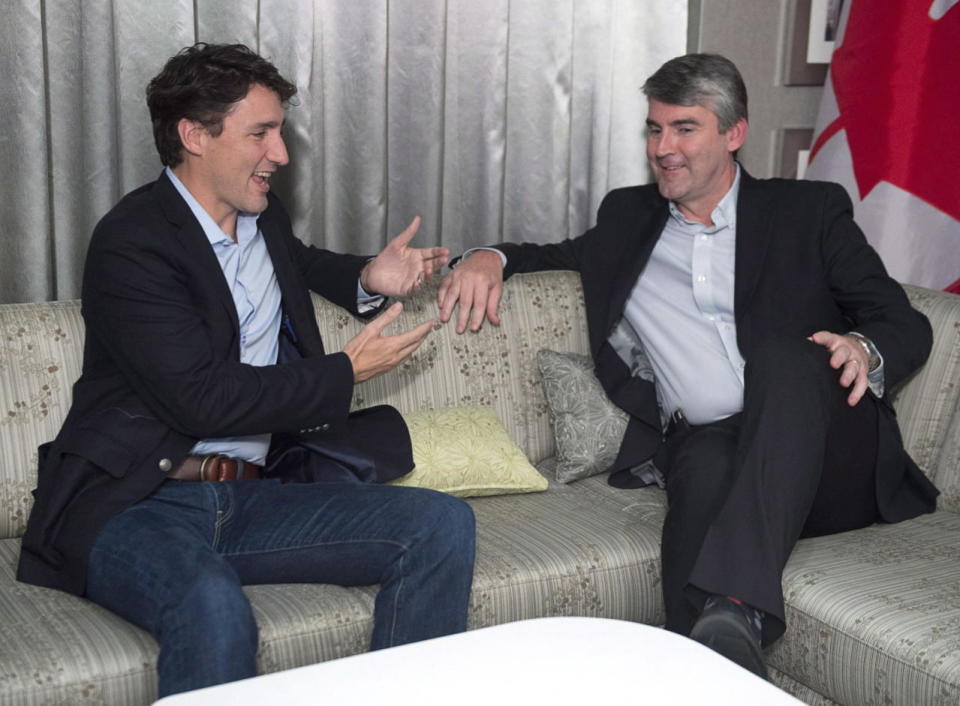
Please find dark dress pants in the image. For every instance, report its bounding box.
[659,335,880,646]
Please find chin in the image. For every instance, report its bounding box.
[246,197,269,214]
[656,183,680,201]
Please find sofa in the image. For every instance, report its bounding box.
[1,270,959,705]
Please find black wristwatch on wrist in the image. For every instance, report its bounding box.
[848,332,881,372]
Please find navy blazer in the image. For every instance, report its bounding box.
[495,169,938,521]
[18,172,412,595]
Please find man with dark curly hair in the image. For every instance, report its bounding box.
[18,43,475,697]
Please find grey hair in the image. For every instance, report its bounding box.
[642,54,748,132]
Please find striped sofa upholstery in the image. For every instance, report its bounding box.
[0,272,958,705]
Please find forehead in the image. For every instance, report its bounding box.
[646,99,719,127]
[224,83,285,124]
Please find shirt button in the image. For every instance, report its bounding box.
[700,235,709,241]
[697,275,706,283]
[158,458,173,473]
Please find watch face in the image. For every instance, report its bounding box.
[850,335,876,370]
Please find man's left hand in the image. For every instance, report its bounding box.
[809,331,870,406]
[360,217,449,297]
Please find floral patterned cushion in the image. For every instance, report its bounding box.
[392,406,548,497]
[772,511,960,705]
[536,349,627,483]
[896,285,960,512]
[0,301,86,540]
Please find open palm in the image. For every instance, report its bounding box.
[361,217,450,297]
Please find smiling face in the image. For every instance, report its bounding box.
[645,99,746,224]
[173,83,289,237]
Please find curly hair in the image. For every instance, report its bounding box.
[146,43,297,167]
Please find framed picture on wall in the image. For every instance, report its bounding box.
[777,129,815,180]
[785,0,845,85]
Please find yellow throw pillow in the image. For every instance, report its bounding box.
[391,406,548,497]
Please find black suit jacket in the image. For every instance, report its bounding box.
[18,172,413,595]
[496,169,938,521]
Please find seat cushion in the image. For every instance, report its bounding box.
[467,468,666,628]
[771,510,960,705]
[0,469,667,705]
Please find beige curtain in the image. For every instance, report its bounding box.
[0,0,687,303]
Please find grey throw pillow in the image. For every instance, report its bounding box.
[536,349,628,483]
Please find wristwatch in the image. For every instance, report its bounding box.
[848,332,881,372]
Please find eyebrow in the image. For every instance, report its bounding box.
[646,118,702,128]
[250,119,285,131]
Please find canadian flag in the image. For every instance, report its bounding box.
[805,0,960,294]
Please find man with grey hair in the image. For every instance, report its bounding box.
[436,53,937,677]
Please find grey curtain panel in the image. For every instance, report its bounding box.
[0,0,686,303]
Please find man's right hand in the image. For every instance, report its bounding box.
[343,302,434,382]
[437,250,505,334]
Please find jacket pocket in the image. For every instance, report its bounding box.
[60,407,168,478]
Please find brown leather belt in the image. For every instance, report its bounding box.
[168,454,263,482]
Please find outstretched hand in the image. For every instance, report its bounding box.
[360,217,449,297]
[343,302,434,382]
[809,331,871,406]
[437,250,505,334]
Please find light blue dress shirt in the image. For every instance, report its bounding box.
[624,166,746,425]
[167,168,280,463]
[166,169,385,463]
[621,164,883,425]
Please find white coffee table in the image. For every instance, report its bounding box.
[154,617,802,705]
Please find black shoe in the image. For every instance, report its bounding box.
[689,596,768,679]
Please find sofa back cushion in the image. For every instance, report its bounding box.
[1,275,956,540]
[311,271,590,468]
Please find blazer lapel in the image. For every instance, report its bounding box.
[154,173,241,344]
[734,169,774,324]
[259,208,326,357]
[597,193,669,355]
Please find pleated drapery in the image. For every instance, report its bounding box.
[0,0,687,303]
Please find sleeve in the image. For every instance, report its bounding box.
[494,190,626,279]
[818,182,932,390]
[81,221,356,440]
[275,205,385,320]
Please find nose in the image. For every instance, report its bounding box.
[269,132,289,167]
[653,131,676,158]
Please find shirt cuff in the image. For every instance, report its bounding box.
[454,247,507,268]
[356,280,385,314]
[850,331,885,398]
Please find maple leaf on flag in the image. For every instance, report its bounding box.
[809,2,960,223]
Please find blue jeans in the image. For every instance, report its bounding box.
[86,479,475,697]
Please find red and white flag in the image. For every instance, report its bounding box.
[805,0,960,293]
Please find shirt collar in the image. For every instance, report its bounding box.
[667,162,741,234]
[165,167,259,246]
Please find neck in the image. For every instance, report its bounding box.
[675,161,738,226]
[171,164,239,241]
[676,201,717,226]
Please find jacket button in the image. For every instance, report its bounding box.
[158,458,173,472]
[320,423,330,431]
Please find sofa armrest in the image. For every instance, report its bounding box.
[896,285,960,512]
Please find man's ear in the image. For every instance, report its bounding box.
[725,117,748,153]
[176,118,207,159]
